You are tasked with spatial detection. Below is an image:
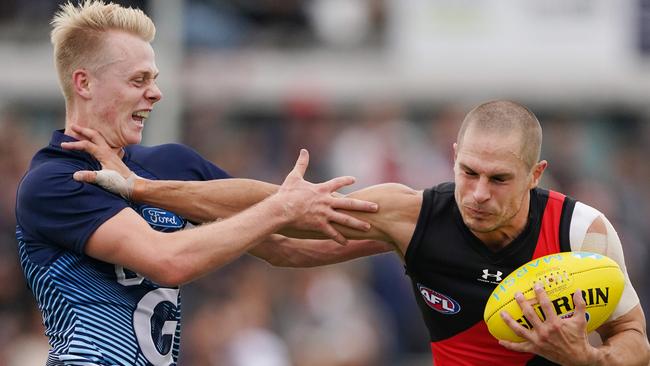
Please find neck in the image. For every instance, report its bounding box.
[64,108,125,159]
[63,103,87,137]
[472,190,531,252]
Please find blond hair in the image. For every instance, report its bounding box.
[51,0,155,101]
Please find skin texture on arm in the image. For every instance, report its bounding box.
[82,174,416,265]
[82,149,376,286]
[131,178,277,223]
[221,183,420,266]
[63,125,377,227]
[62,124,280,222]
[249,234,395,267]
[62,126,396,268]
[499,216,650,366]
[584,216,650,365]
[87,199,288,286]
[284,182,424,257]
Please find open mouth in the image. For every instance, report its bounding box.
[132,110,150,127]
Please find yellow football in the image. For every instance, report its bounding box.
[483,252,624,342]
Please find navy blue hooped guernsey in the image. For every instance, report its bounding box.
[15,130,229,365]
[405,182,576,366]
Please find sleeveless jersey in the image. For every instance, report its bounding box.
[405,182,576,366]
[15,130,229,365]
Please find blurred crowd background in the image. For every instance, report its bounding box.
[1,0,649,365]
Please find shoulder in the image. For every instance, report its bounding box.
[419,181,456,214]
[431,181,455,194]
[18,158,90,201]
[566,199,606,250]
[127,143,202,162]
[127,143,230,180]
[16,153,130,251]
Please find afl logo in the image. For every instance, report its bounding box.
[417,284,461,314]
[141,206,185,229]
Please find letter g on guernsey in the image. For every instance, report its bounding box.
[418,284,461,314]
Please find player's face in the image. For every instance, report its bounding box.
[86,31,162,147]
[453,128,538,235]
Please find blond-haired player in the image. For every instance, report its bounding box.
[15,2,384,364]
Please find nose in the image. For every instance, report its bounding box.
[145,82,163,103]
[473,177,491,203]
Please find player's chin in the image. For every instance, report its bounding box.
[464,218,499,233]
[124,130,144,145]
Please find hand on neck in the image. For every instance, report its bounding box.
[63,123,126,159]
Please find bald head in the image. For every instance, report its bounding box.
[457,100,542,169]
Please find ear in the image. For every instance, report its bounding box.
[72,69,92,99]
[529,160,548,189]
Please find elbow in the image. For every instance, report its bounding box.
[151,273,186,288]
[145,253,192,287]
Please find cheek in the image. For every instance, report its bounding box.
[489,187,513,213]
[454,174,468,192]
[501,186,526,214]
[99,106,118,125]
[454,179,469,202]
[94,88,123,120]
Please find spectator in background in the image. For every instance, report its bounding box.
[0,112,48,365]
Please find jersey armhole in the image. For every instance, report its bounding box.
[559,196,577,252]
[404,188,434,271]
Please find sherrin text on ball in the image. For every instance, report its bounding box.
[483,252,624,342]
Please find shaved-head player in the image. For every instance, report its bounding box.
[67,93,650,364]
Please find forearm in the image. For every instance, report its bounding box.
[249,235,394,267]
[590,329,650,366]
[132,178,278,223]
[158,195,288,285]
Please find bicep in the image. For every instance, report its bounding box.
[85,207,165,278]
[335,183,422,248]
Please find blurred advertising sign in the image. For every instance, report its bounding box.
[387,0,637,84]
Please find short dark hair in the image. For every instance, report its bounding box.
[457,100,542,169]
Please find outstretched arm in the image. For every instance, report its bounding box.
[62,125,377,232]
[84,149,380,286]
[130,176,278,223]
[62,125,421,265]
[250,235,395,267]
[74,168,419,257]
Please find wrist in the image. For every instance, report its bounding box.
[129,175,145,201]
[574,345,605,366]
[263,193,295,227]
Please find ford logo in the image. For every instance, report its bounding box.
[141,207,184,229]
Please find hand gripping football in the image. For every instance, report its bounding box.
[483,252,625,342]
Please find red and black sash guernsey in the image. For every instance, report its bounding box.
[404,182,576,366]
